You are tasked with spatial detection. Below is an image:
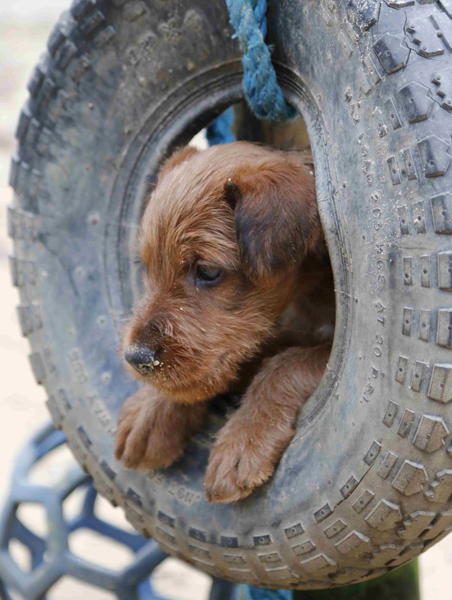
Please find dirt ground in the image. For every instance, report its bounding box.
[0,2,451,599]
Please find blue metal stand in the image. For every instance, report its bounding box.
[0,422,236,600]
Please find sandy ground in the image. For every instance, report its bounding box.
[0,2,451,599]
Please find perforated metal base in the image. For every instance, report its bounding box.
[0,422,236,600]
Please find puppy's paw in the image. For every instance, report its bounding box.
[204,428,281,503]
[114,389,189,470]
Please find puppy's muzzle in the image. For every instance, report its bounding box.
[125,345,160,376]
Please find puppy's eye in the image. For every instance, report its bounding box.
[195,264,223,286]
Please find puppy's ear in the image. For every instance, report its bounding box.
[159,146,199,179]
[225,155,323,285]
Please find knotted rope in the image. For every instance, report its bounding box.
[226,0,296,121]
[206,0,296,145]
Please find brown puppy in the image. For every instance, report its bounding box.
[114,142,335,503]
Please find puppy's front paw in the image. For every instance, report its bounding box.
[204,428,279,503]
[114,389,189,470]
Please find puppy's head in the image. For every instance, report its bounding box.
[123,142,322,402]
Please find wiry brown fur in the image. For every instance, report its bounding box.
[115,142,335,502]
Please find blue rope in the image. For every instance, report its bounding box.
[206,0,296,145]
[236,585,293,600]
[227,0,296,122]
[206,107,235,146]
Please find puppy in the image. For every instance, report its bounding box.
[114,142,335,503]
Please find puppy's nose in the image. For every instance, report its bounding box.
[125,345,159,376]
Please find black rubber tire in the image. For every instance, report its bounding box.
[9,0,452,589]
